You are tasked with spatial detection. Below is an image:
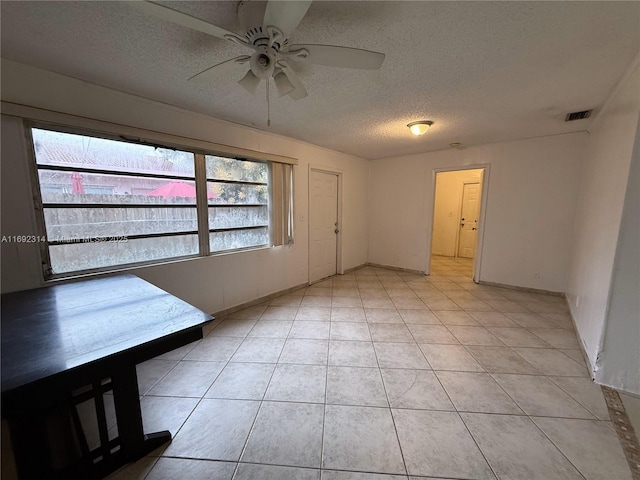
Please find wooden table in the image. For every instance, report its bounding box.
[1,274,212,479]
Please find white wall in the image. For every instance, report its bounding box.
[596,117,640,394]
[566,61,640,377]
[369,134,584,292]
[432,169,483,257]
[0,60,370,314]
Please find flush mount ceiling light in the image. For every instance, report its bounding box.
[407,120,433,136]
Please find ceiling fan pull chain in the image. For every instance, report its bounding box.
[267,79,271,127]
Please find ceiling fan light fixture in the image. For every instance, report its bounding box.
[408,120,433,136]
[238,70,261,94]
[273,70,295,97]
[250,47,276,79]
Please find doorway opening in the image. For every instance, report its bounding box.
[429,167,487,281]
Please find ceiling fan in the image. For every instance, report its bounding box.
[131,1,385,103]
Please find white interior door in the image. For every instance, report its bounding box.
[457,182,481,258]
[309,170,338,283]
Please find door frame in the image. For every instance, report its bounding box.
[425,164,490,282]
[308,166,343,284]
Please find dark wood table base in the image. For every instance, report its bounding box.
[7,362,177,480]
[2,275,212,480]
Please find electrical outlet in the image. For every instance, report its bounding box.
[533,272,540,278]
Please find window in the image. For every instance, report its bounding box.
[30,127,293,277]
[206,155,269,251]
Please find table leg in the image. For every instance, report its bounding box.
[111,364,171,459]
[8,404,89,480]
[8,411,50,479]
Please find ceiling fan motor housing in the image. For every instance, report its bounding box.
[239,2,284,44]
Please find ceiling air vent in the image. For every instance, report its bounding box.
[565,109,593,122]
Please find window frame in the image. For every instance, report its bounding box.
[25,120,284,280]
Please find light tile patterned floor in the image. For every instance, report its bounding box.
[105,256,633,480]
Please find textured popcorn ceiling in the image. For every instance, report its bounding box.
[1,1,638,159]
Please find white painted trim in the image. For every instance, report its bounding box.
[476,166,491,282]
[425,163,491,283]
[424,169,437,273]
[308,166,344,283]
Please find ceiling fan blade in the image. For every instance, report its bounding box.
[281,66,308,100]
[287,44,385,70]
[263,0,312,38]
[130,1,239,41]
[188,56,251,84]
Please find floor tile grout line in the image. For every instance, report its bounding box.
[419,344,502,479]
[431,369,525,416]
[138,456,160,480]
[138,354,185,397]
[320,314,331,473]
[486,372,596,420]
[555,347,591,366]
[507,343,586,374]
[455,410,500,480]
[129,392,610,420]
[232,300,301,476]
[316,276,333,472]
[476,370,529,416]
[423,262,501,478]
[369,270,412,478]
[134,328,234,462]
[546,376,610,421]
[181,333,590,378]
[151,324,249,459]
[167,302,297,477]
[460,342,542,376]
[525,415,591,480]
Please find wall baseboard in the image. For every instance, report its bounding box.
[564,297,595,377]
[343,263,367,274]
[478,280,564,297]
[211,281,308,318]
[210,262,421,319]
[366,262,425,275]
